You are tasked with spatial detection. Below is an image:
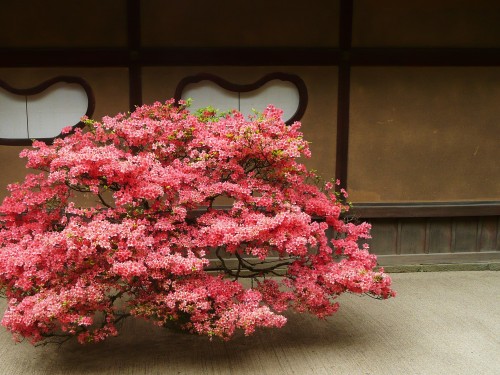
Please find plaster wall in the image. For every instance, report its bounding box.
[348,67,500,202]
[0,68,129,201]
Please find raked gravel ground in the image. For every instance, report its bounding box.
[0,270,499,375]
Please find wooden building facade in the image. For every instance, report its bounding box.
[0,0,499,266]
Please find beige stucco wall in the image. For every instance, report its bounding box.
[142,66,338,182]
[0,68,129,201]
[1,0,499,206]
[1,66,337,203]
[348,67,500,202]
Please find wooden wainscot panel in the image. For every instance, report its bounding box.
[427,218,453,254]
[364,219,398,255]
[479,217,499,251]
[399,219,426,255]
[453,218,480,253]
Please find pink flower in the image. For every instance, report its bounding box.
[0,99,394,345]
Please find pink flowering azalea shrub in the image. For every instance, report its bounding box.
[0,100,395,345]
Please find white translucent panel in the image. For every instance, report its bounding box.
[182,82,239,114]
[240,81,300,122]
[0,90,28,139]
[27,83,88,139]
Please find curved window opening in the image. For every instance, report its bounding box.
[0,77,94,145]
[175,73,308,125]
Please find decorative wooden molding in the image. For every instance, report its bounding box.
[174,72,308,125]
[0,76,95,146]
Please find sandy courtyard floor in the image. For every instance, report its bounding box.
[0,271,499,375]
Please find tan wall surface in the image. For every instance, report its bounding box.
[0,68,129,201]
[1,67,338,203]
[349,67,500,202]
[352,0,500,47]
[3,63,499,205]
[0,145,29,202]
[0,68,130,120]
[142,66,338,182]
[141,0,340,47]
[0,0,127,48]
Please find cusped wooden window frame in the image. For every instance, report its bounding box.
[0,76,95,146]
[174,72,308,125]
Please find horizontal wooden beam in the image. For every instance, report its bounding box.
[376,251,500,266]
[351,201,500,218]
[350,48,500,66]
[205,252,500,271]
[0,47,340,67]
[0,48,131,67]
[133,47,341,66]
[188,202,500,221]
[2,47,500,67]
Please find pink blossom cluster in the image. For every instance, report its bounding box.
[0,100,394,345]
